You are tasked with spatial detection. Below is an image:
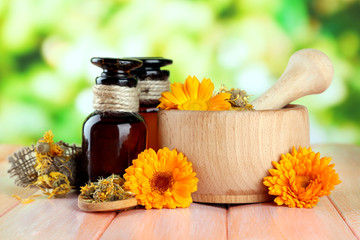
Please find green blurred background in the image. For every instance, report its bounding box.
[1,0,359,145]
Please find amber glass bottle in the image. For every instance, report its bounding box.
[130,57,172,151]
[79,58,147,185]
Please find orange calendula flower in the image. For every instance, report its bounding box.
[124,148,198,209]
[263,146,341,208]
[158,76,231,111]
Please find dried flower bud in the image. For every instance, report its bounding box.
[36,142,50,154]
[218,86,254,111]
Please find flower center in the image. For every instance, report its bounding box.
[181,100,208,111]
[149,172,174,195]
[295,175,311,189]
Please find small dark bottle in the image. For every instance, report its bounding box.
[130,57,173,151]
[79,58,147,185]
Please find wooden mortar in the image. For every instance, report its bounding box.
[157,49,333,204]
[158,104,309,203]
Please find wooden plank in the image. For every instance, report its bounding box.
[0,161,39,217]
[0,144,116,239]
[228,198,356,240]
[228,143,360,240]
[0,192,117,240]
[0,144,38,216]
[0,143,358,239]
[100,203,227,240]
[312,144,360,239]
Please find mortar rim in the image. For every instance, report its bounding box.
[158,104,307,115]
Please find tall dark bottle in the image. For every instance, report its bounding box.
[130,57,172,151]
[79,58,147,185]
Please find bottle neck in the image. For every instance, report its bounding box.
[95,74,138,87]
[132,69,169,81]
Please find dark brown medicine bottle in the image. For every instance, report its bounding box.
[130,57,173,151]
[79,58,147,185]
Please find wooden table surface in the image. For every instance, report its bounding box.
[0,144,359,240]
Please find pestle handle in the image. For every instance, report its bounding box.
[251,49,334,110]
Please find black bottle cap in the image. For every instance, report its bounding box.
[129,57,172,70]
[129,57,173,81]
[91,57,143,73]
[91,57,143,87]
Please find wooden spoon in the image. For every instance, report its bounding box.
[251,49,334,110]
[78,195,138,212]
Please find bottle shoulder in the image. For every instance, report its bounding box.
[83,111,146,125]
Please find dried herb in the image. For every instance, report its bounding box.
[34,172,72,198]
[218,86,254,111]
[80,174,135,203]
[8,130,81,199]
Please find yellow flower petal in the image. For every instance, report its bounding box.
[207,92,231,111]
[157,97,177,110]
[171,82,189,103]
[185,75,199,100]
[161,91,181,106]
[198,78,214,101]
[158,76,230,111]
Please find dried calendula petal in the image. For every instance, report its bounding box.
[33,172,71,198]
[12,194,22,201]
[31,130,80,198]
[29,194,42,198]
[21,198,35,204]
[12,194,36,204]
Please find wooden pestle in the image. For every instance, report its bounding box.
[251,49,334,110]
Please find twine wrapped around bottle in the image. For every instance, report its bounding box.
[137,79,170,105]
[93,85,140,112]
